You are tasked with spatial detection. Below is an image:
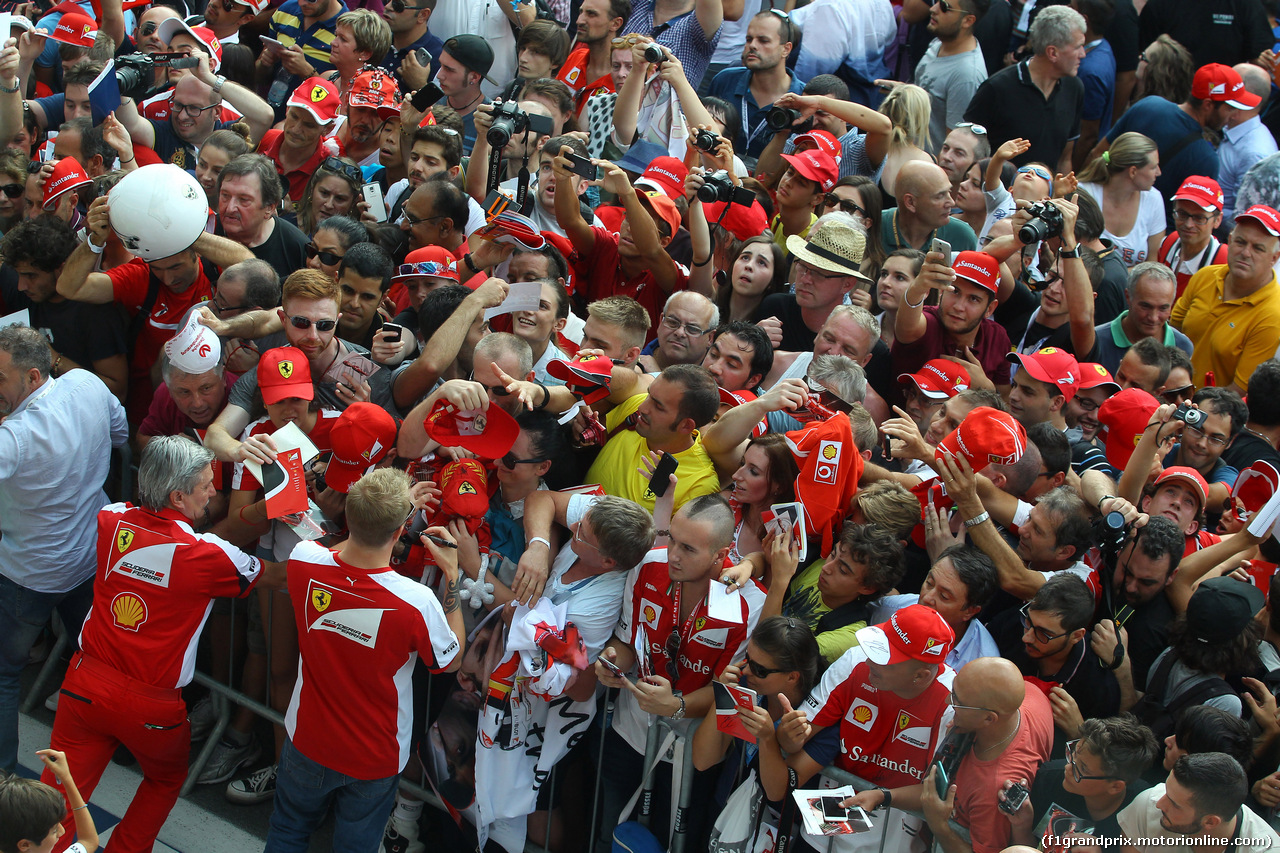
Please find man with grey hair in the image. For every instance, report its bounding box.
[40,435,283,851]
[471,331,534,418]
[137,354,231,450]
[963,4,1086,174]
[639,291,720,372]
[1219,63,1278,230]
[1093,262,1192,374]
[0,325,127,774]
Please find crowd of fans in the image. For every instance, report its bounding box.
[6,0,1280,851]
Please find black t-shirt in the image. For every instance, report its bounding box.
[1138,0,1271,69]
[1111,592,1174,693]
[1029,758,1148,845]
[245,216,309,276]
[1006,314,1081,357]
[964,60,1085,168]
[1105,0,1140,74]
[1094,243,1128,326]
[975,0,1016,76]
[754,293,815,353]
[1222,431,1280,473]
[0,269,129,369]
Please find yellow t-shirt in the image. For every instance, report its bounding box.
[1170,264,1280,389]
[583,393,721,512]
[772,212,816,257]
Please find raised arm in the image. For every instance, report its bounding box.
[701,379,807,473]
[895,250,953,346]
[1052,197,1095,357]
[611,36,653,146]
[600,160,681,293]
[551,145,596,254]
[56,198,118,304]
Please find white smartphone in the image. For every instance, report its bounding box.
[361,182,387,222]
[260,36,287,51]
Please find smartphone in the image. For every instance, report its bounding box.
[649,452,679,498]
[382,322,403,343]
[1000,782,1029,815]
[414,47,432,68]
[820,797,852,822]
[410,82,444,112]
[598,656,636,682]
[260,35,286,50]
[934,764,949,800]
[361,182,387,222]
[930,238,951,259]
[564,151,599,181]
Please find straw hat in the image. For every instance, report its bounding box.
[786,217,870,281]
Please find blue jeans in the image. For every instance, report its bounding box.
[0,574,93,773]
[264,738,399,853]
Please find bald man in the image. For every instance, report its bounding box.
[1220,63,1277,230]
[923,658,1055,853]
[881,161,979,254]
[639,291,719,372]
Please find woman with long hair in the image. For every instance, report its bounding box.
[876,249,926,349]
[1133,36,1194,106]
[822,175,886,280]
[294,156,363,237]
[194,124,252,207]
[1077,132,1165,266]
[876,84,933,208]
[723,433,800,564]
[714,235,787,323]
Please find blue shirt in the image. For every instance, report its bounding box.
[709,67,806,159]
[1079,39,1116,138]
[623,0,721,90]
[1220,115,1279,228]
[1108,96,1218,208]
[0,372,128,593]
[379,29,444,90]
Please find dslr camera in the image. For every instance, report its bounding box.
[1172,403,1206,429]
[692,128,722,153]
[1018,200,1065,244]
[697,170,755,207]
[486,100,555,148]
[763,105,814,134]
[114,53,200,101]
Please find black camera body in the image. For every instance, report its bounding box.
[643,44,665,63]
[1018,200,1065,245]
[692,128,722,153]
[763,105,814,134]
[1173,403,1206,429]
[486,100,555,149]
[697,170,755,207]
[114,53,199,101]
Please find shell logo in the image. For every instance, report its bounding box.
[111,592,148,632]
[278,360,294,379]
[822,444,838,460]
[643,605,657,623]
[116,529,134,553]
[852,705,873,724]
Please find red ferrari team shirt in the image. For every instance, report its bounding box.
[284,540,461,779]
[81,503,263,688]
[230,410,341,492]
[612,548,764,752]
[580,225,688,336]
[804,647,956,788]
[557,45,615,116]
[258,129,340,202]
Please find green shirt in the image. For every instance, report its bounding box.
[880,209,979,253]
[781,560,866,663]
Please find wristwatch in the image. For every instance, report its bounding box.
[670,692,686,720]
[1059,244,1081,259]
[211,75,227,96]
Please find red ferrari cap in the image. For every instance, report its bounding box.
[780,149,838,193]
[1236,205,1280,237]
[1077,362,1121,392]
[324,402,398,493]
[1171,176,1225,213]
[1007,347,1080,403]
[935,406,1027,470]
[42,157,90,210]
[951,251,1000,296]
[855,604,954,665]
[898,358,970,400]
[422,399,518,460]
[257,346,313,405]
[1192,63,1261,109]
[634,156,688,199]
[1154,465,1209,513]
[1097,387,1160,470]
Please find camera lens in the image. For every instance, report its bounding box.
[643,44,664,63]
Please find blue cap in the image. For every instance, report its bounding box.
[613,140,669,176]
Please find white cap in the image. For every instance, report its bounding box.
[164,312,220,374]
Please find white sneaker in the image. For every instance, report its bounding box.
[225,763,277,805]
[44,691,58,712]
[196,737,260,785]
[382,814,425,853]
[187,697,218,742]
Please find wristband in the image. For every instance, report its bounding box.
[904,291,927,309]
[1099,495,1118,511]
[239,504,259,525]
[690,256,712,267]
[528,536,551,549]
[963,511,990,528]
[87,236,105,254]
[72,804,89,811]
[533,380,550,410]
[463,253,480,274]
[0,78,18,94]
[877,788,893,811]
[1059,244,1081,258]
[120,155,135,164]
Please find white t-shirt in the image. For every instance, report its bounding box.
[1078,181,1166,267]
[1117,785,1280,853]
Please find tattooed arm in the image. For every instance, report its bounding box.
[423,526,467,673]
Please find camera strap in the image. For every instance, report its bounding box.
[516,152,530,211]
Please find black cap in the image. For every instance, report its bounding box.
[1185,576,1265,644]
[442,35,497,84]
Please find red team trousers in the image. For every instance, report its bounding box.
[42,652,191,853]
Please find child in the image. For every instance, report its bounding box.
[0,749,98,853]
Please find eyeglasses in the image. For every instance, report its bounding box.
[211,295,248,315]
[743,653,786,679]
[141,20,159,36]
[1019,602,1070,645]
[499,452,549,469]
[1065,739,1119,783]
[1184,423,1229,448]
[288,315,337,331]
[305,243,345,266]
[661,314,709,338]
[823,193,867,218]
[401,208,446,227]
[664,627,681,682]
[320,156,364,186]
[1172,208,1212,226]
[1074,396,1100,412]
[0,184,22,199]
[806,375,854,412]
[793,259,848,281]
[389,0,430,10]
[955,121,986,135]
[172,102,220,119]
[466,372,512,397]
[572,519,600,554]
[1017,165,1053,183]
[947,692,994,713]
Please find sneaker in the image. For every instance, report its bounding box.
[44,691,58,713]
[225,763,277,805]
[382,816,424,853]
[188,697,217,742]
[196,737,260,785]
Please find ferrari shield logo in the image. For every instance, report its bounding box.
[311,85,327,102]
[278,360,294,379]
[311,589,332,613]
[116,529,134,553]
[458,481,477,495]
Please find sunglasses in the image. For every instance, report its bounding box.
[389,0,430,9]
[1162,384,1195,403]
[1017,165,1053,183]
[664,628,681,683]
[141,20,158,35]
[320,156,364,186]
[823,192,867,218]
[305,243,345,266]
[955,121,986,135]
[499,452,549,468]
[0,183,22,199]
[288,315,337,332]
[743,654,785,679]
[398,260,453,278]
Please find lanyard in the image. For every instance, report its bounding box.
[668,579,701,658]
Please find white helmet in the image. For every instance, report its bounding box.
[108,164,208,261]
